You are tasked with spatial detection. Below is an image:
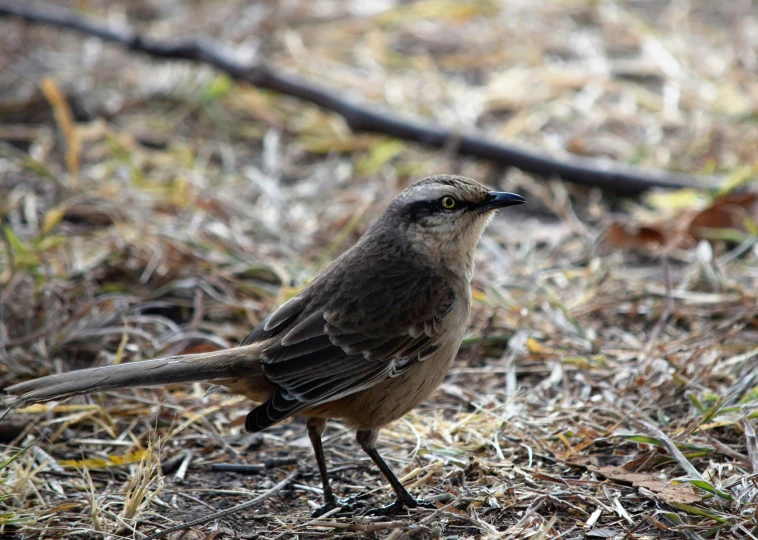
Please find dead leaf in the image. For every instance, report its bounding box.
[526,337,544,353]
[595,466,701,505]
[688,193,758,239]
[62,202,118,227]
[42,205,66,235]
[566,458,701,505]
[59,449,149,469]
[40,78,80,180]
[605,192,758,253]
[605,222,669,251]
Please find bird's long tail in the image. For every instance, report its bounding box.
[2,344,265,408]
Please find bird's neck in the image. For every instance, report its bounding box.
[438,241,477,283]
[361,220,480,283]
[402,228,479,283]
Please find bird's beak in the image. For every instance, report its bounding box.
[476,191,526,213]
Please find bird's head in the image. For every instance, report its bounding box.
[376,175,525,279]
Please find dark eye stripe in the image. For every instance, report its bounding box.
[406,198,473,222]
[406,200,436,222]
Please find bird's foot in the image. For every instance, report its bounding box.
[363,495,435,516]
[311,496,363,518]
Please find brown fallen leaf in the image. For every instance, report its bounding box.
[565,458,701,505]
[594,465,701,505]
[688,193,758,240]
[62,201,120,227]
[604,192,758,253]
[605,222,670,251]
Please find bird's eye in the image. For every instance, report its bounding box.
[440,196,457,209]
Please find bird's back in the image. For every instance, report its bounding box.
[239,223,470,432]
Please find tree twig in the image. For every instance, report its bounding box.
[0,2,717,195]
[141,469,299,540]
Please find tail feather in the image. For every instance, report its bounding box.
[3,344,265,407]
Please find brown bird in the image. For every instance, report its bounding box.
[3,175,525,516]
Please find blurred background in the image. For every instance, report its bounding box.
[1,1,758,538]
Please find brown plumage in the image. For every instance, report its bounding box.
[3,174,525,516]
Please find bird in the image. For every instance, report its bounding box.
[3,174,525,516]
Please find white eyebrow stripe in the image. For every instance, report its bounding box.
[404,185,452,203]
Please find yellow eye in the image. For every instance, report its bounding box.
[441,196,457,209]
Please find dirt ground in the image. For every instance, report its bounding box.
[1,1,758,538]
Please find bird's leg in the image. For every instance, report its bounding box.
[356,429,435,515]
[307,417,359,517]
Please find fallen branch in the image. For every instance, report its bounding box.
[141,469,298,540]
[1,2,716,194]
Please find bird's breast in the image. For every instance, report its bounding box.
[307,289,471,430]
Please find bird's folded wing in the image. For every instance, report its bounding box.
[243,271,456,432]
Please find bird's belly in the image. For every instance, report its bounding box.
[309,322,466,430]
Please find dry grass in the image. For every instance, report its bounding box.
[1,0,758,538]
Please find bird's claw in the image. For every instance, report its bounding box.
[415,498,437,509]
[363,496,435,516]
[311,496,362,518]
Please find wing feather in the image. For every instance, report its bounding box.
[241,262,459,432]
[281,310,326,346]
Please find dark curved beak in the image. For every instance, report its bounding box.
[477,191,526,213]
